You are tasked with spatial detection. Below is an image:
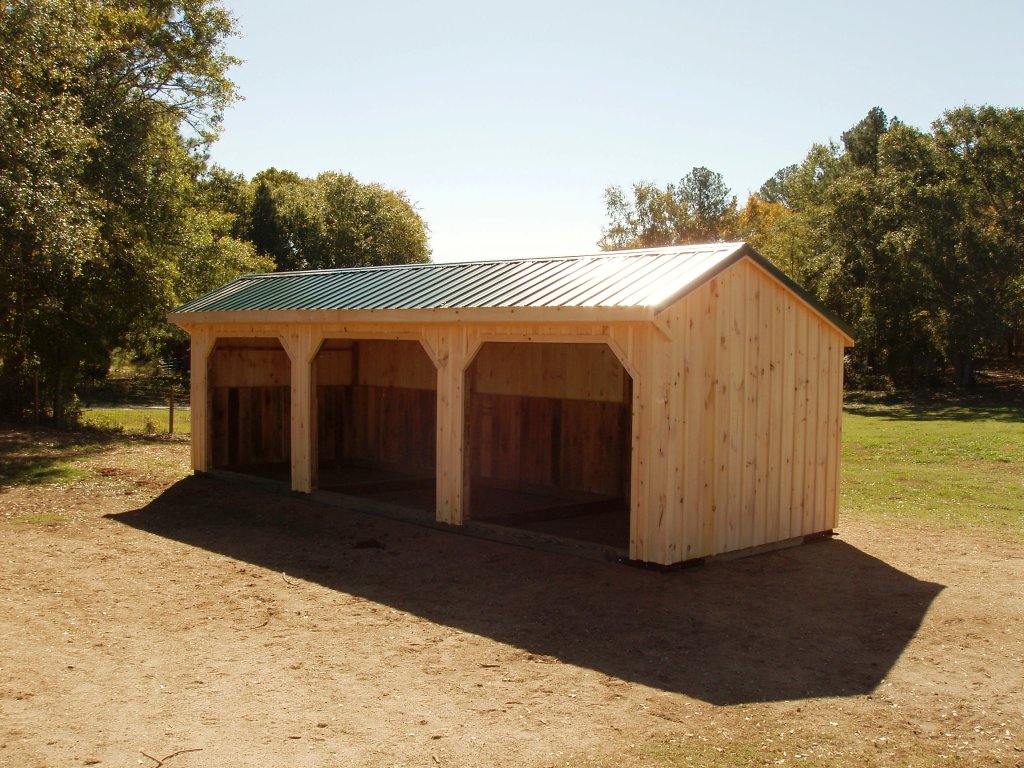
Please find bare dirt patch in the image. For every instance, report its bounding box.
[0,433,1021,767]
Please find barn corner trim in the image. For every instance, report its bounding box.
[650,242,855,347]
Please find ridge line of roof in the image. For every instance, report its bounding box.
[230,242,747,280]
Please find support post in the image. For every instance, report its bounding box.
[282,327,316,493]
[433,328,477,525]
[188,327,214,473]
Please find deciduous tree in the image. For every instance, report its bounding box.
[0,0,253,422]
[598,167,738,250]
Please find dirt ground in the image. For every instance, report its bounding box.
[0,434,1021,768]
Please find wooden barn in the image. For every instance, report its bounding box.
[168,242,854,566]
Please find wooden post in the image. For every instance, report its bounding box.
[187,327,214,472]
[168,385,175,435]
[282,328,316,494]
[432,328,478,525]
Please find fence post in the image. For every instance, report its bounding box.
[169,385,175,435]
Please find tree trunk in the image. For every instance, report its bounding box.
[952,352,976,388]
[52,372,64,428]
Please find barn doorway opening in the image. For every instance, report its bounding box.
[464,341,632,554]
[313,338,437,516]
[208,337,291,481]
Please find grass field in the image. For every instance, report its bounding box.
[841,394,1024,533]
[79,406,191,435]
[7,392,1022,535]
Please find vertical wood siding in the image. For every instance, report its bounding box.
[654,259,846,561]
[464,341,631,506]
[180,254,849,565]
[208,338,291,468]
[314,339,437,474]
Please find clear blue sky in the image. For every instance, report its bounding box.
[209,0,1024,263]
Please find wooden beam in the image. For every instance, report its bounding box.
[431,327,481,525]
[167,304,654,328]
[189,327,214,473]
[280,327,317,493]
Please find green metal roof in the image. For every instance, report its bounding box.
[170,242,853,337]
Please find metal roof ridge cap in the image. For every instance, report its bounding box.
[233,243,745,280]
[594,241,746,257]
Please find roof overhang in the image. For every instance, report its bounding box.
[168,303,657,329]
[168,242,855,348]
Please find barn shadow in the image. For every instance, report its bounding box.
[109,474,944,707]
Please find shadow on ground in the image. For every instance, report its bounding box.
[110,474,943,706]
[844,370,1024,422]
[0,428,118,487]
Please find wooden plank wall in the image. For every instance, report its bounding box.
[316,339,437,473]
[467,343,631,499]
[185,265,848,566]
[472,342,625,401]
[210,386,290,467]
[658,259,845,561]
[208,338,291,467]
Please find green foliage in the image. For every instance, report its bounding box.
[758,163,797,206]
[0,0,264,424]
[80,407,191,435]
[599,166,739,250]
[241,169,431,271]
[0,0,431,424]
[746,106,1024,387]
[0,432,102,489]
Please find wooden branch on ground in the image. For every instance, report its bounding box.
[141,748,203,767]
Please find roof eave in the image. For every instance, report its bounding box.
[167,304,657,329]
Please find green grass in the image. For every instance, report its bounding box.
[2,457,90,486]
[11,511,68,526]
[841,394,1024,533]
[0,432,102,489]
[80,406,191,435]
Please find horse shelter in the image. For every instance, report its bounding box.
[168,242,854,567]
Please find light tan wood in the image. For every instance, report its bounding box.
[825,330,843,529]
[280,327,314,493]
[470,342,625,402]
[315,342,354,386]
[189,327,213,472]
[168,304,652,330]
[779,292,797,539]
[355,339,436,390]
[625,325,654,561]
[743,257,856,346]
[698,281,718,557]
[801,312,818,535]
[765,279,785,544]
[791,308,808,539]
[814,324,830,532]
[173,254,853,566]
[208,347,290,388]
[754,274,772,547]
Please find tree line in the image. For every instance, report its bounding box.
[0,0,428,424]
[600,106,1024,388]
[3,1,1020,426]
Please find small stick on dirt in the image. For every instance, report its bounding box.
[232,615,270,631]
[281,572,300,587]
[140,748,203,767]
